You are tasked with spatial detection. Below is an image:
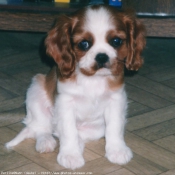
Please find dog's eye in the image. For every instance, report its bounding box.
[110,38,122,48]
[78,40,91,51]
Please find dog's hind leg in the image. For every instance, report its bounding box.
[26,74,57,153]
[6,74,57,153]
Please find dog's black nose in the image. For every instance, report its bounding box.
[95,53,109,68]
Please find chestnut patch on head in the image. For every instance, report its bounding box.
[45,15,76,79]
[106,6,146,71]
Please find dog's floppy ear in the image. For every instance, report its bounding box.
[124,11,146,71]
[45,15,76,78]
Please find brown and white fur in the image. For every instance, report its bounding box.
[6,5,146,170]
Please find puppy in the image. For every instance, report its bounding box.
[6,5,146,170]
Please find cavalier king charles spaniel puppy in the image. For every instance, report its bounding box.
[6,5,146,169]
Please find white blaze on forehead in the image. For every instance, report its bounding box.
[84,7,114,37]
[78,6,118,75]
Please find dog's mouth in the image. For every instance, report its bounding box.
[80,62,111,76]
[96,61,110,69]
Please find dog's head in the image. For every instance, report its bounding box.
[45,5,146,79]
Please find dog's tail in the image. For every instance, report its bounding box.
[5,127,34,149]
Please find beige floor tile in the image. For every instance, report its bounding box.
[0,96,25,113]
[59,157,121,175]
[0,144,31,172]
[127,105,175,131]
[133,119,175,141]
[0,127,18,145]
[126,84,173,109]
[7,122,25,133]
[124,153,166,175]
[84,148,102,162]
[9,163,49,173]
[7,107,26,115]
[0,87,16,102]
[0,112,24,127]
[98,137,106,144]
[145,66,175,82]
[86,139,105,156]
[126,75,175,103]
[126,132,175,169]
[0,77,29,96]
[159,169,175,175]
[12,139,64,172]
[128,101,152,118]
[106,168,135,175]
[153,135,175,153]
[80,157,121,175]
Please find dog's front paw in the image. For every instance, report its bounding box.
[106,146,133,165]
[36,135,57,153]
[57,153,85,170]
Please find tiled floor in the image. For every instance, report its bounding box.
[0,31,175,175]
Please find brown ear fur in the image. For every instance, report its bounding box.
[45,15,76,78]
[124,11,146,71]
